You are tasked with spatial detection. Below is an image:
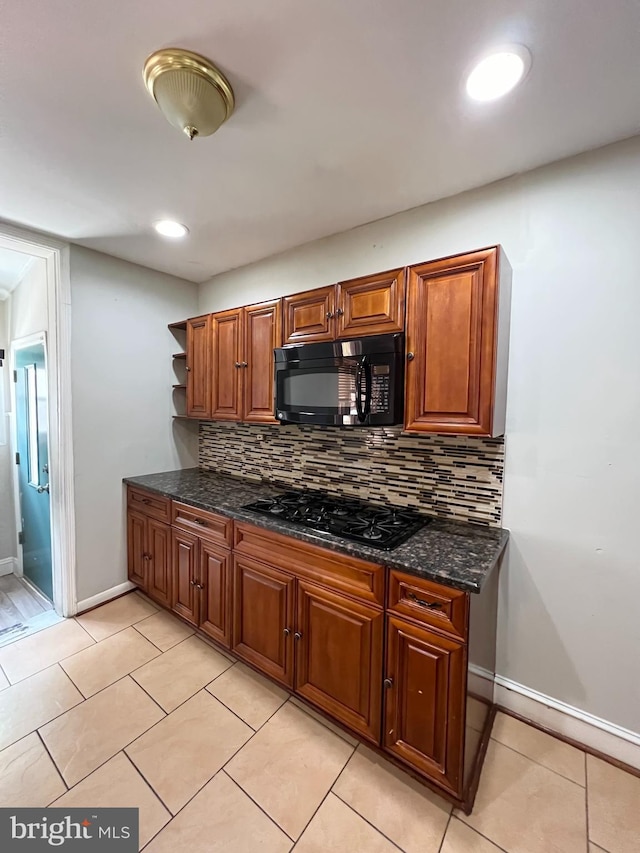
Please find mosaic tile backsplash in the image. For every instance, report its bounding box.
[199,423,504,527]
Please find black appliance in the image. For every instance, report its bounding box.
[274,333,404,427]
[242,490,427,551]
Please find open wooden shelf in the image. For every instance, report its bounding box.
[172,352,186,359]
[168,320,187,332]
[172,384,187,390]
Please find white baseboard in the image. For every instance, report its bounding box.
[494,674,640,771]
[76,581,136,614]
[0,557,17,577]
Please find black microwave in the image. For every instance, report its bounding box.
[274,333,404,427]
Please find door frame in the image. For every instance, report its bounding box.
[0,222,76,617]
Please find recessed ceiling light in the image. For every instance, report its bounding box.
[154,220,189,238]
[466,46,531,102]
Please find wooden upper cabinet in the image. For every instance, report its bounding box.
[283,285,335,344]
[243,300,282,423]
[295,580,383,743]
[404,246,511,436]
[211,308,243,421]
[186,315,212,418]
[336,269,406,338]
[384,616,466,796]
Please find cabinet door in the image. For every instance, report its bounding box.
[405,247,499,435]
[186,315,212,418]
[336,269,405,338]
[199,539,231,648]
[147,519,171,607]
[243,300,282,423]
[295,581,383,742]
[211,308,243,420]
[171,529,199,626]
[232,555,295,687]
[127,510,147,590]
[282,285,335,344]
[384,616,466,796]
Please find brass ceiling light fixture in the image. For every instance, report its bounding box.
[143,48,235,140]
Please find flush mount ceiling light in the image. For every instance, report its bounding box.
[466,45,531,102]
[154,220,189,238]
[143,48,235,140]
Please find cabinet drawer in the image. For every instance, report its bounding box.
[234,522,384,606]
[172,501,233,547]
[388,571,468,641]
[127,487,170,523]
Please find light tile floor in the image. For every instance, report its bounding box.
[0,592,638,852]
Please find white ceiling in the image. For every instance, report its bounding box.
[1,0,639,283]
[0,248,34,300]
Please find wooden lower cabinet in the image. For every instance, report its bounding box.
[171,529,199,626]
[127,510,170,608]
[147,518,171,607]
[232,555,295,687]
[199,539,231,647]
[384,615,466,795]
[127,510,147,589]
[295,580,383,742]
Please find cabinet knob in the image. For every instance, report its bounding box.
[335,307,344,317]
[234,361,242,368]
[283,627,291,637]
[326,311,334,320]
[190,579,197,586]
[196,582,205,590]
[185,366,191,372]
[384,677,393,689]
[294,631,302,641]
[241,361,248,368]
[406,352,415,362]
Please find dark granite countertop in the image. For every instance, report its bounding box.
[124,468,508,593]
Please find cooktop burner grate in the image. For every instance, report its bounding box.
[242,490,428,550]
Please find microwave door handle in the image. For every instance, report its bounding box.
[355,360,365,422]
[363,358,372,419]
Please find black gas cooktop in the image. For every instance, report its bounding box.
[242,489,428,550]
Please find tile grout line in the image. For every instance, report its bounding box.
[36,675,167,790]
[436,813,452,853]
[330,789,406,852]
[488,733,587,788]
[285,740,359,848]
[449,815,511,853]
[134,685,293,840]
[130,620,195,653]
[35,729,70,799]
[1,663,85,752]
[119,750,174,821]
[221,769,296,845]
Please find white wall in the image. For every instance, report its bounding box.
[70,247,198,602]
[200,136,640,735]
[0,299,17,561]
[9,257,47,341]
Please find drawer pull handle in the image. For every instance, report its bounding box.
[407,591,443,610]
[193,518,207,525]
[141,498,151,505]
[384,677,393,689]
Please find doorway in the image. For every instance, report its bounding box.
[0,223,76,647]
[14,336,53,601]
